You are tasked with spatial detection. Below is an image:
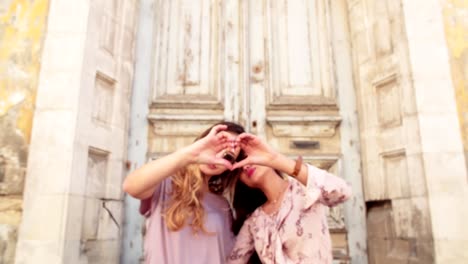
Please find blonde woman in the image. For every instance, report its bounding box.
[123,122,246,264]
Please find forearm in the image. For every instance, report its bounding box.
[305,165,352,206]
[268,153,309,185]
[270,155,352,206]
[122,146,195,199]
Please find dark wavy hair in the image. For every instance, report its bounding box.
[231,177,270,263]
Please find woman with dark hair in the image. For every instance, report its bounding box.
[123,122,246,264]
[227,133,352,264]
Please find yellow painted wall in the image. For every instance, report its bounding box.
[0,0,49,143]
[0,0,49,262]
[443,0,468,157]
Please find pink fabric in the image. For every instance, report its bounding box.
[143,178,235,264]
[227,165,352,264]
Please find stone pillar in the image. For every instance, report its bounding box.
[15,0,138,263]
[402,0,468,263]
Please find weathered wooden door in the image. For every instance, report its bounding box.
[124,0,366,263]
[243,1,362,263]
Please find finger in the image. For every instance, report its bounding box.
[215,133,237,148]
[236,133,254,143]
[232,158,251,170]
[235,132,248,141]
[212,158,233,170]
[215,131,230,142]
[210,124,228,136]
[213,142,230,153]
[238,141,252,151]
[210,139,230,151]
[215,135,227,144]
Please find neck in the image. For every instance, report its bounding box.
[201,173,212,193]
[258,171,288,203]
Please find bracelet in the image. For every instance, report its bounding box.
[291,155,303,177]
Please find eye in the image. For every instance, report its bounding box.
[222,152,236,164]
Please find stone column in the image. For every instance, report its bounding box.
[15,0,138,263]
[402,0,468,263]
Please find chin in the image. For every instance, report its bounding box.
[243,181,258,189]
[240,175,260,188]
[200,164,226,176]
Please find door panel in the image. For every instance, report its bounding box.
[148,0,239,153]
[151,0,225,109]
[264,0,336,106]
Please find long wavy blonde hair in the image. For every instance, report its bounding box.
[164,122,245,234]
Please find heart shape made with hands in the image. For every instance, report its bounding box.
[222,151,237,164]
[219,138,242,165]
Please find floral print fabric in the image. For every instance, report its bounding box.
[227,165,352,264]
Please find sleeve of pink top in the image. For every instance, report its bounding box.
[306,164,352,207]
[139,179,165,217]
[226,218,255,264]
[139,196,153,216]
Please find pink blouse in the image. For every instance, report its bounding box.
[227,165,352,264]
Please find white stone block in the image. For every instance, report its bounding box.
[63,195,85,241]
[27,110,76,195]
[68,144,88,196]
[46,0,90,34]
[423,152,467,194]
[429,192,468,240]
[418,113,464,153]
[14,239,62,264]
[434,239,468,264]
[18,194,65,241]
[413,78,459,115]
[35,71,81,111]
[40,33,87,72]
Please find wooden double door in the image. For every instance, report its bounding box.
[144,0,362,262]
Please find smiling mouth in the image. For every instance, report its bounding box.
[222,151,236,164]
[208,164,217,169]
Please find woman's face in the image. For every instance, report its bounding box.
[199,131,242,176]
[239,164,270,188]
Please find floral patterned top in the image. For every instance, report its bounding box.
[227,165,352,264]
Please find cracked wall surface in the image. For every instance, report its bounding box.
[0,0,49,263]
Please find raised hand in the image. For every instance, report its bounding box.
[232,133,279,170]
[187,124,235,169]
